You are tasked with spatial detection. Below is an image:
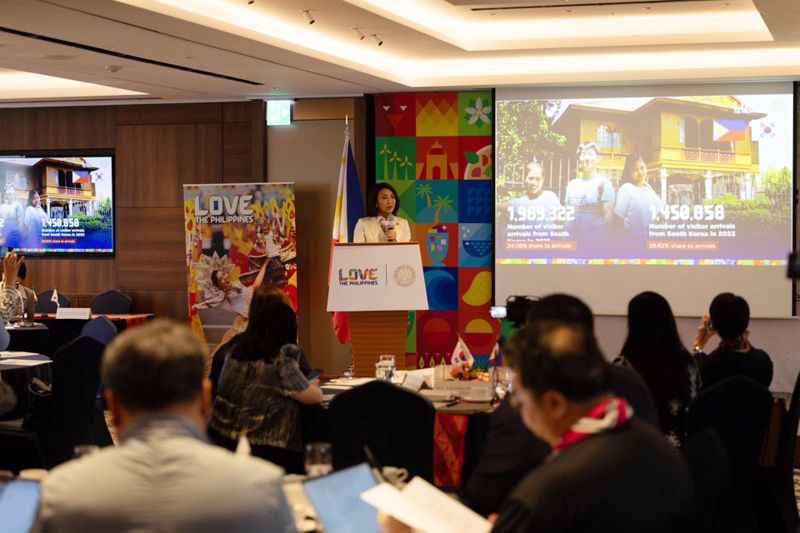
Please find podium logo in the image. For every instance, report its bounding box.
[338,267,379,286]
[393,264,416,287]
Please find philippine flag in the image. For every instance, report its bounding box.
[73,170,91,184]
[712,120,746,142]
[328,129,365,344]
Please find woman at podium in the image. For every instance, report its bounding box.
[353,183,411,243]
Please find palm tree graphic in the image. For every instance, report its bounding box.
[379,144,391,180]
[417,183,433,208]
[432,194,454,225]
[389,151,401,180]
[400,155,412,180]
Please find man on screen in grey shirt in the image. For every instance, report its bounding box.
[32,319,296,533]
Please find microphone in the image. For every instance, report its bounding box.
[382,214,396,241]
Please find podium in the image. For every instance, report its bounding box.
[327,242,428,377]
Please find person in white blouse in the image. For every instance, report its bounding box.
[353,183,411,243]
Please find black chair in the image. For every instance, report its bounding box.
[0,427,44,473]
[681,428,733,533]
[35,290,70,314]
[90,289,132,314]
[761,371,800,533]
[687,376,773,533]
[42,336,113,468]
[81,316,118,346]
[328,380,435,482]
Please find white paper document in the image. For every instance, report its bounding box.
[361,477,491,533]
[0,351,42,358]
[0,358,51,367]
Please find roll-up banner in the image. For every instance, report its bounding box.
[183,182,297,345]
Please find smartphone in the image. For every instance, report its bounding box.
[307,369,322,382]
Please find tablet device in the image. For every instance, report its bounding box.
[303,463,379,533]
[0,479,40,532]
[307,369,322,382]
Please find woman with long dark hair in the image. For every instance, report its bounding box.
[615,291,699,446]
[208,286,322,473]
[614,154,664,239]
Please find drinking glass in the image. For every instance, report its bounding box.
[493,367,514,399]
[375,354,396,381]
[305,442,333,478]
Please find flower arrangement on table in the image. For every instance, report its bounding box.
[449,335,491,381]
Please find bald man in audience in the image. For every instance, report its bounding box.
[32,319,296,533]
[490,322,693,532]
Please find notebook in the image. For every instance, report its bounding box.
[0,479,41,533]
[303,463,379,533]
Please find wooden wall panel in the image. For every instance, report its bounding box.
[0,106,116,149]
[116,123,222,208]
[116,207,186,292]
[126,290,188,320]
[117,103,221,125]
[222,101,266,183]
[24,257,115,294]
[293,98,356,121]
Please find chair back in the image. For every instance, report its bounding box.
[34,290,70,314]
[43,336,111,467]
[687,375,773,532]
[763,371,800,532]
[328,380,435,482]
[90,289,132,314]
[681,428,733,533]
[688,376,773,474]
[81,316,118,346]
[0,427,44,473]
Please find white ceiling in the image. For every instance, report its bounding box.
[0,0,797,105]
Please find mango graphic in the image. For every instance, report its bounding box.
[462,271,491,306]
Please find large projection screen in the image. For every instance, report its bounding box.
[495,83,795,317]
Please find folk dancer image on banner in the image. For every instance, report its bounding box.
[564,141,615,243]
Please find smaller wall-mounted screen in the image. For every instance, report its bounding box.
[0,152,114,255]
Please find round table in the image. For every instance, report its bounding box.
[0,353,52,421]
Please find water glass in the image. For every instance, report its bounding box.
[305,442,333,478]
[375,354,396,381]
[493,367,514,399]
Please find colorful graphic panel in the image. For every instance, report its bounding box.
[375,91,497,368]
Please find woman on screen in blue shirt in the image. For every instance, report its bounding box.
[23,190,49,250]
[614,154,664,241]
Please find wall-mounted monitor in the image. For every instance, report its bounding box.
[495,83,794,317]
[0,150,114,256]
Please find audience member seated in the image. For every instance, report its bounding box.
[693,292,773,389]
[490,322,694,533]
[15,262,36,320]
[614,291,700,446]
[31,319,295,532]
[0,251,24,323]
[208,286,322,474]
[461,293,658,516]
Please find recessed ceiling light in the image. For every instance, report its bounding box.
[565,9,573,13]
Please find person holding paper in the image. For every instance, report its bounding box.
[353,183,411,243]
[490,322,693,533]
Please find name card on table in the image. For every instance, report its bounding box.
[55,308,91,320]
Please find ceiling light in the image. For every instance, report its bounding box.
[352,27,366,40]
[370,34,383,46]
[301,10,315,25]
